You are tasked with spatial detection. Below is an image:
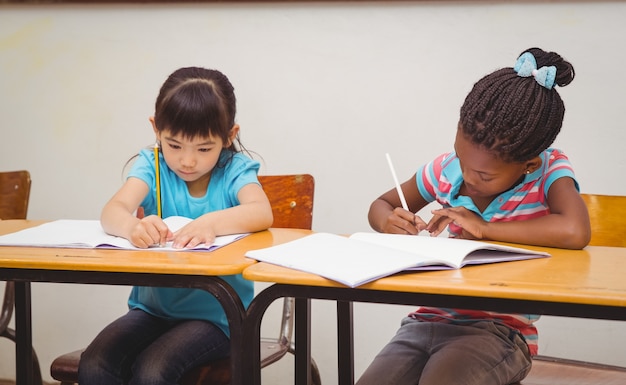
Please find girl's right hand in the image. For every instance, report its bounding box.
[129,215,173,248]
[381,207,427,235]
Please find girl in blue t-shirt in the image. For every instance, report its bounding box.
[79,67,273,384]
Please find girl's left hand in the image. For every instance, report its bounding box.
[171,218,216,249]
[427,206,486,239]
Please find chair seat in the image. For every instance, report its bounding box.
[515,355,626,385]
[49,349,81,384]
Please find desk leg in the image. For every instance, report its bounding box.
[295,297,312,384]
[337,301,354,385]
[14,281,33,385]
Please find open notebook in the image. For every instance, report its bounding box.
[0,217,248,251]
[245,232,550,287]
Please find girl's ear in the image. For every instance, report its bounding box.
[524,156,543,174]
[148,116,159,139]
[149,117,160,143]
[226,124,240,147]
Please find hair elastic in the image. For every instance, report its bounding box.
[514,52,557,89]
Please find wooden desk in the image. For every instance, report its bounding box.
[242,238,626,385]
[0,220,308,385]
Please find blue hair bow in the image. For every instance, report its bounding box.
[514,52,557,89]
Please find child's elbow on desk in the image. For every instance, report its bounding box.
[558,223,591,250]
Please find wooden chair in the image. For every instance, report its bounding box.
[0,170,31,220]
[0,170,43,385]
[517,193,626,384]
[50,174,321,385]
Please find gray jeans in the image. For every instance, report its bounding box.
[356,317,532,385]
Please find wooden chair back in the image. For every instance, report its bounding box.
[581,193,626,247]
[258,174,314,229]
[0,170,31,220]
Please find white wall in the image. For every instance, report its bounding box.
[1,1,625,383]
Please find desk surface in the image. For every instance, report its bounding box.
[244,241,626,308]
[0,220,309,275]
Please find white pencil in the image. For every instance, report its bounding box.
[385,153,409,211]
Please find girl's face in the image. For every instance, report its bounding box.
[158,130,224,182]
[151,118,239,193]
[454,129,539,201]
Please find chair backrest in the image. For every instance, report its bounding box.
[581,193,626,247]
[0,170,31,220]
[258,174,314,230]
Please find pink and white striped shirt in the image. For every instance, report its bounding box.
[411,148,578,355]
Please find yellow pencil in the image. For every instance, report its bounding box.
[154,142,162,218]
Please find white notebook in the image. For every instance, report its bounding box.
[246,232,549,288]
[0,217,248,251]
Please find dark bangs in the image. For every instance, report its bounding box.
[154,79,231,142]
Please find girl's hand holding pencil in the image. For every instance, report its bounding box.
[129,215,173,248]
[385,153,428,235]
[382,207,427,235]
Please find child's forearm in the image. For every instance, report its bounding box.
[100,201,141,239]
[197,201,273,235]
[368,199,394,233]
[481,215,591,249]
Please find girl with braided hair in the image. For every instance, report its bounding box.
[360,48,591,385]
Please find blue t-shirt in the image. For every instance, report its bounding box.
[126,148,260,337]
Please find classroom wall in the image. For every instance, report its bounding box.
[1,1,625,383]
